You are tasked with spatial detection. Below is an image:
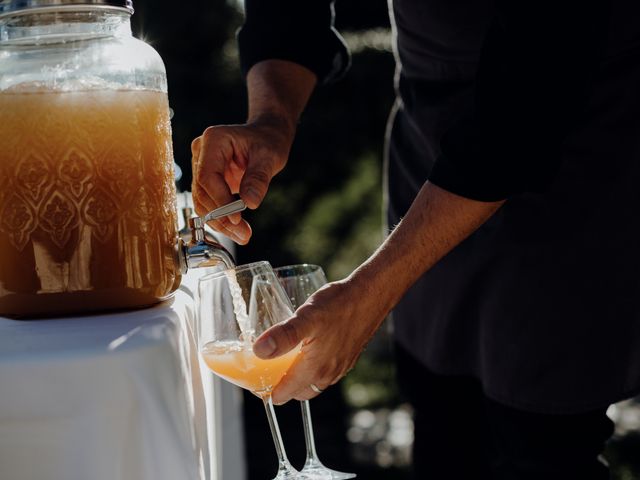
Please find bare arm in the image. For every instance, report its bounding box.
[352,182,504,315]
[246,59,317,142]
[254,182,504,404]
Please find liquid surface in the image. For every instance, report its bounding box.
[0,87,179,317]
[201,340,300,394]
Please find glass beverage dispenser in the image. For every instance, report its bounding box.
[0,0,181,317]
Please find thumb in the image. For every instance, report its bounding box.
[239,161,272,210]
[253,315,312,359]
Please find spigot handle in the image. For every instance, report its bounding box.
[192,199,247,229]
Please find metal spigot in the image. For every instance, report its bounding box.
[177,192,195,241]
[177,199,247,273]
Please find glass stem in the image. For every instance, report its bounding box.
[262,394,296,473]
[301,400,320,461]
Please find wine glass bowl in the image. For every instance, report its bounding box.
[200,336,301,395]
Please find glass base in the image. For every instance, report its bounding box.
[272,466,318,480]
[300,460,357,479]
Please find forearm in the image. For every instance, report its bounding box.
[246,59,317,138]
[254,181,505,398]
[349,182,505,315]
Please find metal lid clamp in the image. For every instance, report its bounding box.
[0,0,134,17]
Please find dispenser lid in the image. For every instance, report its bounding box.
[0,0,134,17]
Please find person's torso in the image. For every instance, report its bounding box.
[392,0,493,81]
[387,0,640,413]
[392,0,640,83]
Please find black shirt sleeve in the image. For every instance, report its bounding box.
[237,0,351,85]
[429,0,612,201]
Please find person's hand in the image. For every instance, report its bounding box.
[191,115,295,244]
[252,276,390,405]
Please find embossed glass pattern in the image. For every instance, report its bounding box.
[0,4,179,317]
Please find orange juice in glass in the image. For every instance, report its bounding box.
[201,340,300,394]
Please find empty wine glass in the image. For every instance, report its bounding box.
[275,264,357,479]
[198,261,312,479]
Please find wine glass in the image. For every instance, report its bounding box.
[198,261,312,480]
[274,264,357,479]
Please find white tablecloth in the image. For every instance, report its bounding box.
[0,274,246,480]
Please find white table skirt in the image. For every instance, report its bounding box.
[0,274,246,480]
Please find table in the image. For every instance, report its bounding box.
[0,273,246,480]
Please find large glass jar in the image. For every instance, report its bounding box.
[0,0,180,317]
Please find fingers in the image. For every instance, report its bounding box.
[253,312,315,359]
[255,305,350,405]
[191,127,250,241]
[271,350,346,405]
[196,127,236,206]
[192,189,252,244]
[192,123,287,236]
[239,157,273,209]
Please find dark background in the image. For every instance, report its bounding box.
[130,1,640,478]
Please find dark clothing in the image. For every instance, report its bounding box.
[395,342,614,480]
[388,0,640,413]
[237,0,640,414]
[238,0,349,85]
